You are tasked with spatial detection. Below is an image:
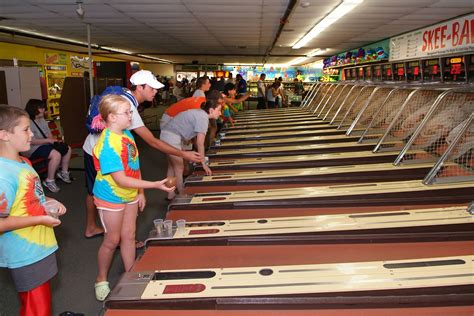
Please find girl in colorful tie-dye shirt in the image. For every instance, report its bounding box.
[0,105,66,316]
[92,95,174,301]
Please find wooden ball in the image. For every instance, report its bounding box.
[165,177,177,188]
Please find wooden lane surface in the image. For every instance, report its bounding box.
[207,141,395,157]
[230,117,321,128]
[133,241,474,272]
[223,123,343,135]
[146,206,474,244]
[233,112,314,122]
[235,107,307,115]
[171,180,474,211]
[214,134,372,148]
[228,119,326,131]
[227,119,327,131]
[200,150,419,173]
[234,108,310,115]
[219,128,352,142]
[183,180,474,205]
[184,162,435,193]
[107,242,474,309]
[167,203,467,222]
[139,254,474,299]
[233,114,317,123]
[105,306,474,316]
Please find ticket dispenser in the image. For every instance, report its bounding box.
[423,59,442,82]
[406,61,421,81]
[443,56,466,82]
[382,64,393,81]
[394,63,406,82]
[374,65,383,82]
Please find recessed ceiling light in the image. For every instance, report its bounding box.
[300,2,310,8]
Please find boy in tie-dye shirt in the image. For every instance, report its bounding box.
[0,105,66,316]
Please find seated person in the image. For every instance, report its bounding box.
[23,99,73,193]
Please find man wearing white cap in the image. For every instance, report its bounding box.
[83,70,202,240]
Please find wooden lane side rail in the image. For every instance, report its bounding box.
[105,306,474,316]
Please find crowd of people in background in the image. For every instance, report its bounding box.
[146,73,306,111]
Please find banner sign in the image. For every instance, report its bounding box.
[390,14,474,61]
[45,52,67,65]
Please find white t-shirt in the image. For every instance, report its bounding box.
[257,80,266,98]
[267,88,276,102]
[82,96,144,155]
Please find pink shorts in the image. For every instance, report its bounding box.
[94,197,138,233]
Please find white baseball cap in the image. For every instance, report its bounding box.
[130,70,164,89]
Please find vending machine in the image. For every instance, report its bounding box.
[44,64,67,117]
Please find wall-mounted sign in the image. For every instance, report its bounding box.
[390,14,473,61]
[45,52,67,65]
[70,56,92,76]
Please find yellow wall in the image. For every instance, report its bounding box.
[0,42,129,76]
[142,63,174,77]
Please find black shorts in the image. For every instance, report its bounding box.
[83,151,96,196]
[30,144,54,160]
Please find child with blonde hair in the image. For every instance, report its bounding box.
[0,105,66,315]
[92,95,174,301]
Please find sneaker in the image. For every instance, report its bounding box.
[56,170,72,184]
[42,179,60,193]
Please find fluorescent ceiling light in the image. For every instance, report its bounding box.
[306,49,322,57]
[287,57,309,66]
[137,54,173,64]
[0,26,96,47]
[0,26,171,63]
[100,46,133,55]
[292,0,364,49]
[224,63,265,66]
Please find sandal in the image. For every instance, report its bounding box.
[94,281,110,301]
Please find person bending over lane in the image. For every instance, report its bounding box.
[160,99,222,200]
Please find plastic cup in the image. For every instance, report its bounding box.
[163,220,173,235]
[43,200,60,218]
[153,219,163,235]
[176,219,186,234]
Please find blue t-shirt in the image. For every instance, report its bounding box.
[237,79,247,94]
[0,157,58,269]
